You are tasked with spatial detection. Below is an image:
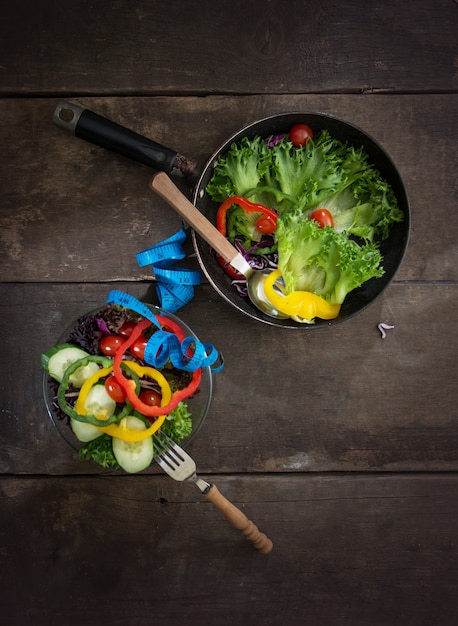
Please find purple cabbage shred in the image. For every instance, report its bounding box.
[264,134,285,147]
[95,317,110,335]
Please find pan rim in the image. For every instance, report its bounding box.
[191,110,410,329]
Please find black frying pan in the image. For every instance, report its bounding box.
[53,102,410,329]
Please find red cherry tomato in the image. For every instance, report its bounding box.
[139,389,162,407]
[289,124,313,147]
[118,321,137,337]
[311,208,334,229]
[104,375,127,403]
[99,334,125,356]
[255,214,277,235]
[215,253,244,280]
[131,336,148,360]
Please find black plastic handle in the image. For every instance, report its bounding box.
[52,101,199,184]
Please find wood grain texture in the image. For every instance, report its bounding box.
[1,281,456,475]
[1,474,457,626]
[1,1,457,622]
[1,94,457,283]
[203,483,274,554]
[1,0,456,96]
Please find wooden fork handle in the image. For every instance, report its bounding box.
[204,484,273,554]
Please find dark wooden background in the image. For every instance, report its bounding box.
[1,1,457,625]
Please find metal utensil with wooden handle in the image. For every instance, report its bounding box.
[154,431,273,554]
[150,172,288,319]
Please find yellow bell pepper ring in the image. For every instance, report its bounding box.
[121,361,172,406]
[264,269,341,321]
[98,414,167,442]
[75,366,114,418]
[97,362,173,442]
[74,360,172,441]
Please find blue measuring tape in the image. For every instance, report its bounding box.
[136,228,201,313]
[106,290,224,372]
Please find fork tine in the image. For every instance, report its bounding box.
[153,431,196,481]
[154,451,174,473]
[155,432,186,464]
[154,430,177,451]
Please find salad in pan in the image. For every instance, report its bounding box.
[42,294,218,473]
[205,124,405,323]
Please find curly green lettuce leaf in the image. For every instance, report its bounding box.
[79,434,120,469]
[161,401,193,443]
[276,210,384,305]
[206,129,403,243]
[269,132,368,213]
[205,136,270,204]
[315,166,404,241]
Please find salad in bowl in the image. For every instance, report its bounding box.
[192,112,410,328]
[42,292,220,473]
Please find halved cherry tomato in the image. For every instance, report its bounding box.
[255,214,277,235]
[215,253,244,280]
[130,336,148,360]
[104,374,127,403]
[118,321,137,337]
[289,124,313,147]
[139,389,162,407]
[100,334,125,356]
[311,208,334,229]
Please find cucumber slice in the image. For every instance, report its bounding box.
[112,416,154,474]
[71,385,116,442]
[42,344,99,387]
[70,418,103,442]
[82,385,116,420]
[69,360,100,388]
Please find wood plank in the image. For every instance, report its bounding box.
[1,281,456,475]
[1,473,457,626]
[1,0,456,96]
[1,94,457,283]
[2,3,456,622]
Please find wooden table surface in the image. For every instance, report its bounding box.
[1,1,457,624]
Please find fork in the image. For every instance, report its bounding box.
[154,432,273,554]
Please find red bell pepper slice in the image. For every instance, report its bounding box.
[112,318,202,419]
[216,196,278,236]
[155,315,186,342]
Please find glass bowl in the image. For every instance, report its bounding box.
[43,303,213,460]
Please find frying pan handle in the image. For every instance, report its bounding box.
[52,101,199,184]
[150,172,252,277]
